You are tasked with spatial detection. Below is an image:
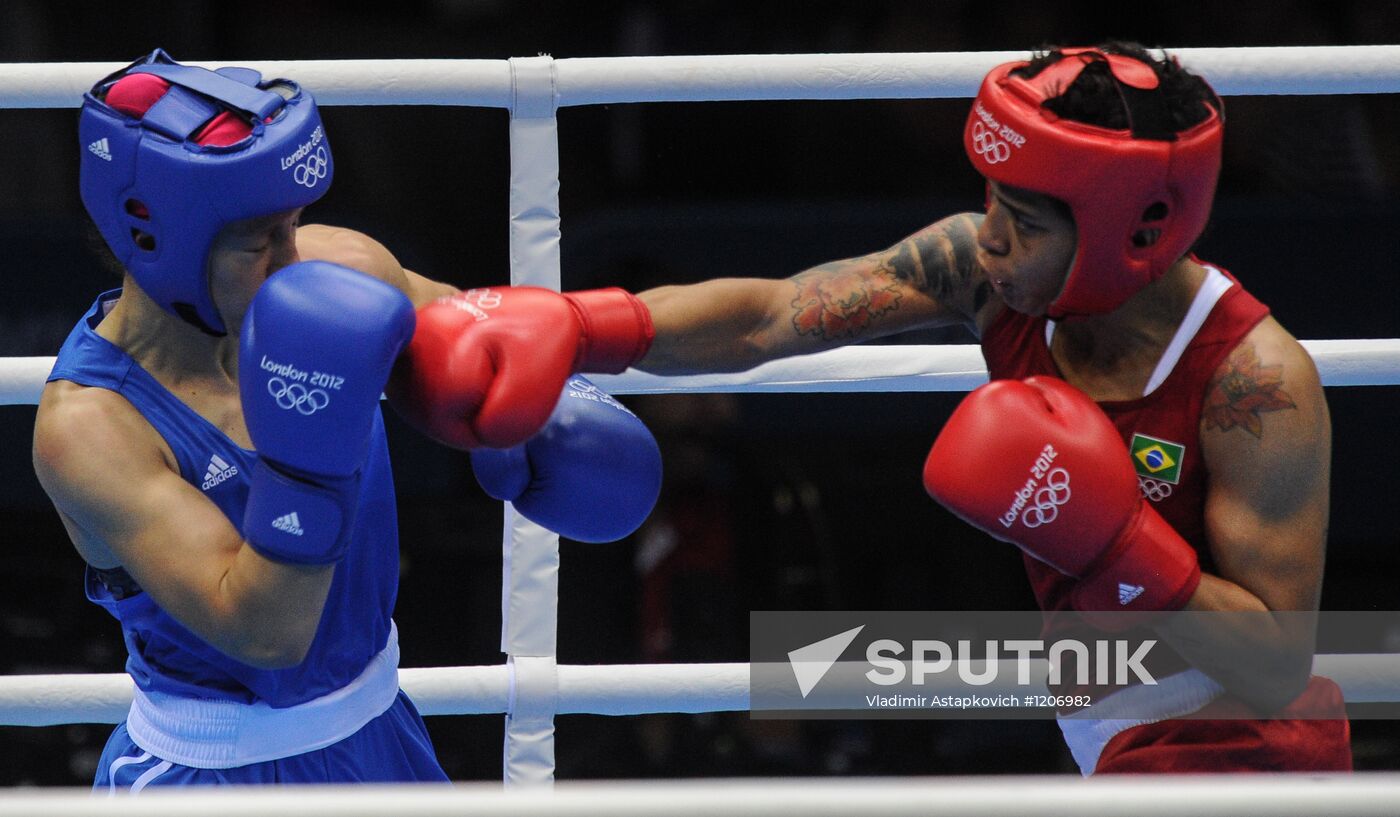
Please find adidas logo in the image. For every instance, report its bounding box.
[87,138,112,162]
[201,454,239,490]
[271,512,304,536]
[1118,583,1146,605]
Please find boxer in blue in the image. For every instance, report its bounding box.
[33,50,661,789]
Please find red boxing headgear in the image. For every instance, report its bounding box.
[964,49,1223,318]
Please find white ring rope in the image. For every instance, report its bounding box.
[4,46,1400,108]
[0,653,1391,727]
[0,774,1396,817]
[0,339,1395,406]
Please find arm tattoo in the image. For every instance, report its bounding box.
[789,214,983,341]
[1203,343,1297,438]
[790,257,903,340]
[904,214,982,304]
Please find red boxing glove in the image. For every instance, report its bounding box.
[386,286,654,450]
[923,376,1200,629]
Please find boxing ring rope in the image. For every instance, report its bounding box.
[2,46,1400,798]
[1,653,1398,727]
[5,46,1400,106]
[0,339,1396,406]
[1,774,1400,816]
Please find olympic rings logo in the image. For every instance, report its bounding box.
[1138,477,1173,503]
[293,147,330,188]
[1020,467,1071,528]
[464,288,502,309]
[267,377,331,415]
[971,122,1011,165]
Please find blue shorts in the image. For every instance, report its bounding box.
[94,692,448,790]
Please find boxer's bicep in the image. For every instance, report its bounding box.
[34,382,330,667]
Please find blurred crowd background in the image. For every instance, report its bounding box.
[0,0,1398,784]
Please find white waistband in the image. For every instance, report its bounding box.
[126,622,401,769]
[1056,668,1225,776]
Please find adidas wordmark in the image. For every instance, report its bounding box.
[201,454,238,490]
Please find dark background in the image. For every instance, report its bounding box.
[1,0,1398,784]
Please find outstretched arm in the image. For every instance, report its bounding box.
[635,213,995,374]
[295,218,997,451]
[297,215,997,377]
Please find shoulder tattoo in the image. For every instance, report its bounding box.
[789,214,983,341]
[1203,342,1297,439]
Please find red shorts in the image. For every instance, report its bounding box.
[1095,676,1352,773]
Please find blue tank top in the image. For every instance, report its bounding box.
[48,291,400,708]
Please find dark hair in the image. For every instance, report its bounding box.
[1010,41,1220,141]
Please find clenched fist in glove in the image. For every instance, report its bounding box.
[922,376,1200,628]
[240,261,415,564]
[386,286,653,450]
[470,376,662,543]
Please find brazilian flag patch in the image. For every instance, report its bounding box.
[1130,433,1185,484]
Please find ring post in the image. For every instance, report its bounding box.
[502,54,563,787]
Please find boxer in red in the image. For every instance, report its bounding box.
[626,42,1349,773]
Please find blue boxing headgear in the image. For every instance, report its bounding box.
[79,49,333,335]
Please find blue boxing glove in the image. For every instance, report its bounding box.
[471,377,662,543]
[239,261,415,564]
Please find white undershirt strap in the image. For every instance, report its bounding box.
[1142,266,1233,395]
[1045,266,1233,397]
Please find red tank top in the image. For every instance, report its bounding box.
[980,263,1270,694]
[983,267,1349,772]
